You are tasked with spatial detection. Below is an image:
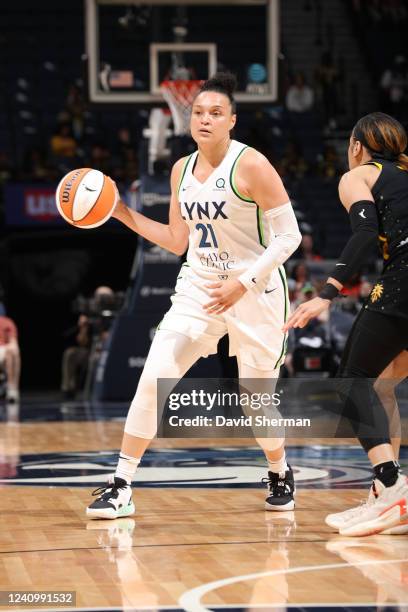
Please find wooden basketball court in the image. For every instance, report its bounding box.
[1,404,408,611]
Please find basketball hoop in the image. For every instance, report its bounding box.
[161,80,203,136]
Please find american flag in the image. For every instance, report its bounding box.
[109,71,134,88]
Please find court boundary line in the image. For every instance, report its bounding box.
[179,558,407,612]
[0,537,329,555]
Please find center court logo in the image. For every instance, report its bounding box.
[0,448,378,488]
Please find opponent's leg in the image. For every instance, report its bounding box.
[87,330,211,519]
[327,311,408,535]
[326,350,407,532]
[374,350,408,460]
[238,360,294,511]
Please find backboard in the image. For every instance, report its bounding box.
[86,0,279,104]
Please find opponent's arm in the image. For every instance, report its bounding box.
[283,168,379,331]
[236,150,302,290]
[112,159,189,256]
[319,168,378,299]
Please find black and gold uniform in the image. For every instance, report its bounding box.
[337,155,408,452]
[364,157,408,319]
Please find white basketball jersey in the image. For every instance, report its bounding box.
[178,140,272,280]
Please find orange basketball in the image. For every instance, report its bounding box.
[55,168,118,229]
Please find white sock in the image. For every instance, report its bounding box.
[267,454,288,475]
[115,453,141,484]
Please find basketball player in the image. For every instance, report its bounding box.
[86,73,302,519]
[284,112,408,536]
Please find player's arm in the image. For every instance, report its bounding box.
[112,159,189,256]
[282,168,378,331]
[235,150,302,290]
[319,167,378,300]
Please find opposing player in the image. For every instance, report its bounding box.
[284,112,408,536]
[86,73,302,518]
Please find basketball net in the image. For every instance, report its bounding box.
[161,80,203,136]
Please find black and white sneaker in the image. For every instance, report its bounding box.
[86,476,135,520]
[263,466,295,511]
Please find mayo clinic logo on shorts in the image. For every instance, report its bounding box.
[140,286,174,298]
[200,251,235,271]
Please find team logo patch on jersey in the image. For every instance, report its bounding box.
[370,282,384,303]
[215,178,226,189]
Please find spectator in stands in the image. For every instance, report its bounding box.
[277,141,308,180]
[299,282,317,303]
[50,123,77,158]
[0,316,21,402]
[380,55,408,120]
[291,261,311,293]
[114,128,135,160]
[61,313,91,400]
[299,233,322,261]
[287,278,298,305]
[247,110,274,160]
[65,83,86,141]
[315,51,339,131]
[22,148,50,182]
[286,72,314,114]
[61,286,116,399]
[88,144,112,176]
[317,145,343,178]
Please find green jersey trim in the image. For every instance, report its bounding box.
[177,154,194,197]
[229,146,256,203]
[256,206,267,248]
[273,266,289,369]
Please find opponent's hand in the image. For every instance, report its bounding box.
[203,279,247,314]
[282,297,330,332]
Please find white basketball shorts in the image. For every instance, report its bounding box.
[158,263,288,370]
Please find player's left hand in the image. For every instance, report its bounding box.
[282,297,330,332]
[203,279,247,314]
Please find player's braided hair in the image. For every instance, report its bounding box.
[198,72,237,112]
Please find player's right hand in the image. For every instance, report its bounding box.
[282,296,330,332]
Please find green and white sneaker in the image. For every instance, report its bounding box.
[86,476,135,520]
